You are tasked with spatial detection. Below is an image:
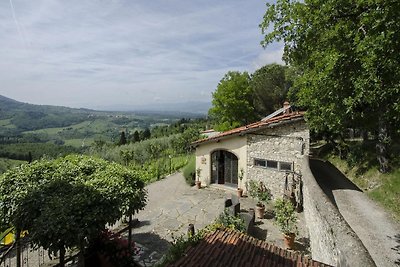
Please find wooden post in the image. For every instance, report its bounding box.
[16,228,21,267]
[188,224,195,238]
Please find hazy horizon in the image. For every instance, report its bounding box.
[0,0,283,110]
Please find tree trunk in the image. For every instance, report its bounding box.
[78,240,85,267]
[59,247,65,267]
[15,228,21,267]
[128,214,133,252]
[376,118,390,173]
[361,130,368,143]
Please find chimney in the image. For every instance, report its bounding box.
[283,101,290,114]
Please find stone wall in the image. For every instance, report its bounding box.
[301,157,375,266]
[246,120,309,198]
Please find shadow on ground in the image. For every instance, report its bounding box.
[131,232,171,266]
[310,158,362,208]
[251,221,268,240]
[295,237,311,255]
[389,233,400,265]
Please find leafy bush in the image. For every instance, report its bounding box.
[274,198,298,235]
[157,223,224,267]
[182,156,195,186]
[215,209,245,233]
[247,180,272,205]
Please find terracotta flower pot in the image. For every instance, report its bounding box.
[283,233,296,250]
[237,188,243,198]
[255,204,265,219]
[195,181,201,189]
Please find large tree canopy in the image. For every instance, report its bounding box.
[261,0,400,172]
[208,71,257,131]
[0,155,147,264]
[250,64,292,117]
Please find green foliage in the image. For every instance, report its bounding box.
[0,158,24,174]
[0,155,147,258]
[209,71,257,131]
[182,156,195,186]
[118,131,127,145]
[215,209,246,233]
[171,127,201,154]
[247,180,272,205]
[158,223,235,267]
[0,143,81,162]
[274,198,298,235]
[261,0,400,170]
[250,64,292,117]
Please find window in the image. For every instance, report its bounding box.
[279,162,293,172]
[266,160,278,169]
[253,158,293,172]
[254,159,266,167]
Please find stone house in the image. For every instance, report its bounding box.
[192,103,310,198]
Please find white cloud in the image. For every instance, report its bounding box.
[0,0,278,109]
[252,45,285,70]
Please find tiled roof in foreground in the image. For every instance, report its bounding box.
[192,111,305,146]
[167,228,331,267]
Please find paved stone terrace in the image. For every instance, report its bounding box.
[122,172,310,266]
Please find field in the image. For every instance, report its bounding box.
[0,158,25,174]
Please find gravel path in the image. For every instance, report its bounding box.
[310,159,400,267]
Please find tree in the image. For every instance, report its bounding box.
[0,155,147,266]
[261,0,400,172]
[208,71,257,131]
[141,128,151,140]
[118,131,127,145]
[132,130,140,143]
[250,64,292,117]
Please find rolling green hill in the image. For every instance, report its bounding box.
[0,95,188,146]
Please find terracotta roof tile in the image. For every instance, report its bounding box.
[193,111,305,145]
[166,228,331,267]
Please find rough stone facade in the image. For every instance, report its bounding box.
[301,157,375,266]
[246,120,309,198]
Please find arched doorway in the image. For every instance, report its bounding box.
[211,150,238,186]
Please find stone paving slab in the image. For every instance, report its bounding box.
[125,172,310,266]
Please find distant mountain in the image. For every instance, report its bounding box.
[0,95,94,133]
[0,95,207,137]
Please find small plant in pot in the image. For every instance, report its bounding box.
[274,198,298,250]
[195,168,201,189]
[248,180,271,219]
[237,168,245,198]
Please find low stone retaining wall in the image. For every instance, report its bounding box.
[301,157,375,266]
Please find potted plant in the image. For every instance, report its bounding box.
[195,168,201,189]
[237,168,245,197]
[274,198,298,250]
[248,180,271,219]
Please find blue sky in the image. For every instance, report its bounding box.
[0,0,283,110]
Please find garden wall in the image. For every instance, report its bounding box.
[301,157,375,266]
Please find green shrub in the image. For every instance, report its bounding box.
[157,223,226,267]
[247,180,272,205]
[274,198,298,235]
[215,209,245,233]
[182,156,195,186]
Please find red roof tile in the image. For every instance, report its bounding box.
[166,228,331,267]
[193,111,305,145]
